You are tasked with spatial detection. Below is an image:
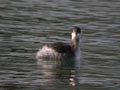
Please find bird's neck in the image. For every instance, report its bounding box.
[71,38,80,52]
[71,36,80,59]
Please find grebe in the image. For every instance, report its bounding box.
[36,26,81,59]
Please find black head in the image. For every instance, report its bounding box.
[72,26,81,34]
[72,26,81,40]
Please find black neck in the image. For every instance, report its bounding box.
[71,38,79,52]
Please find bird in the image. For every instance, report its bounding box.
[36,26,81,60]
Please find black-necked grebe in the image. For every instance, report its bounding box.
[36,26,81,59]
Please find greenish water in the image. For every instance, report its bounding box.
[0,0,120,90]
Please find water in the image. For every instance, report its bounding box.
[0,0,120,90]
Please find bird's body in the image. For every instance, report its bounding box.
[36,42,74,59]
[36,27,81,60]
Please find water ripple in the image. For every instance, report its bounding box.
[0,0,120,90]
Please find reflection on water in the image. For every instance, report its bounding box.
[0,0,120,90]
[37,57,81,89]
[37,59,75,86]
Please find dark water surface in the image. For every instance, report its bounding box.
[0,0,120,90]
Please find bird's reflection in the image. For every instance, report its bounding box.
[37,58,81,89]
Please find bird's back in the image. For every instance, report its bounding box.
[36,42,74,59]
